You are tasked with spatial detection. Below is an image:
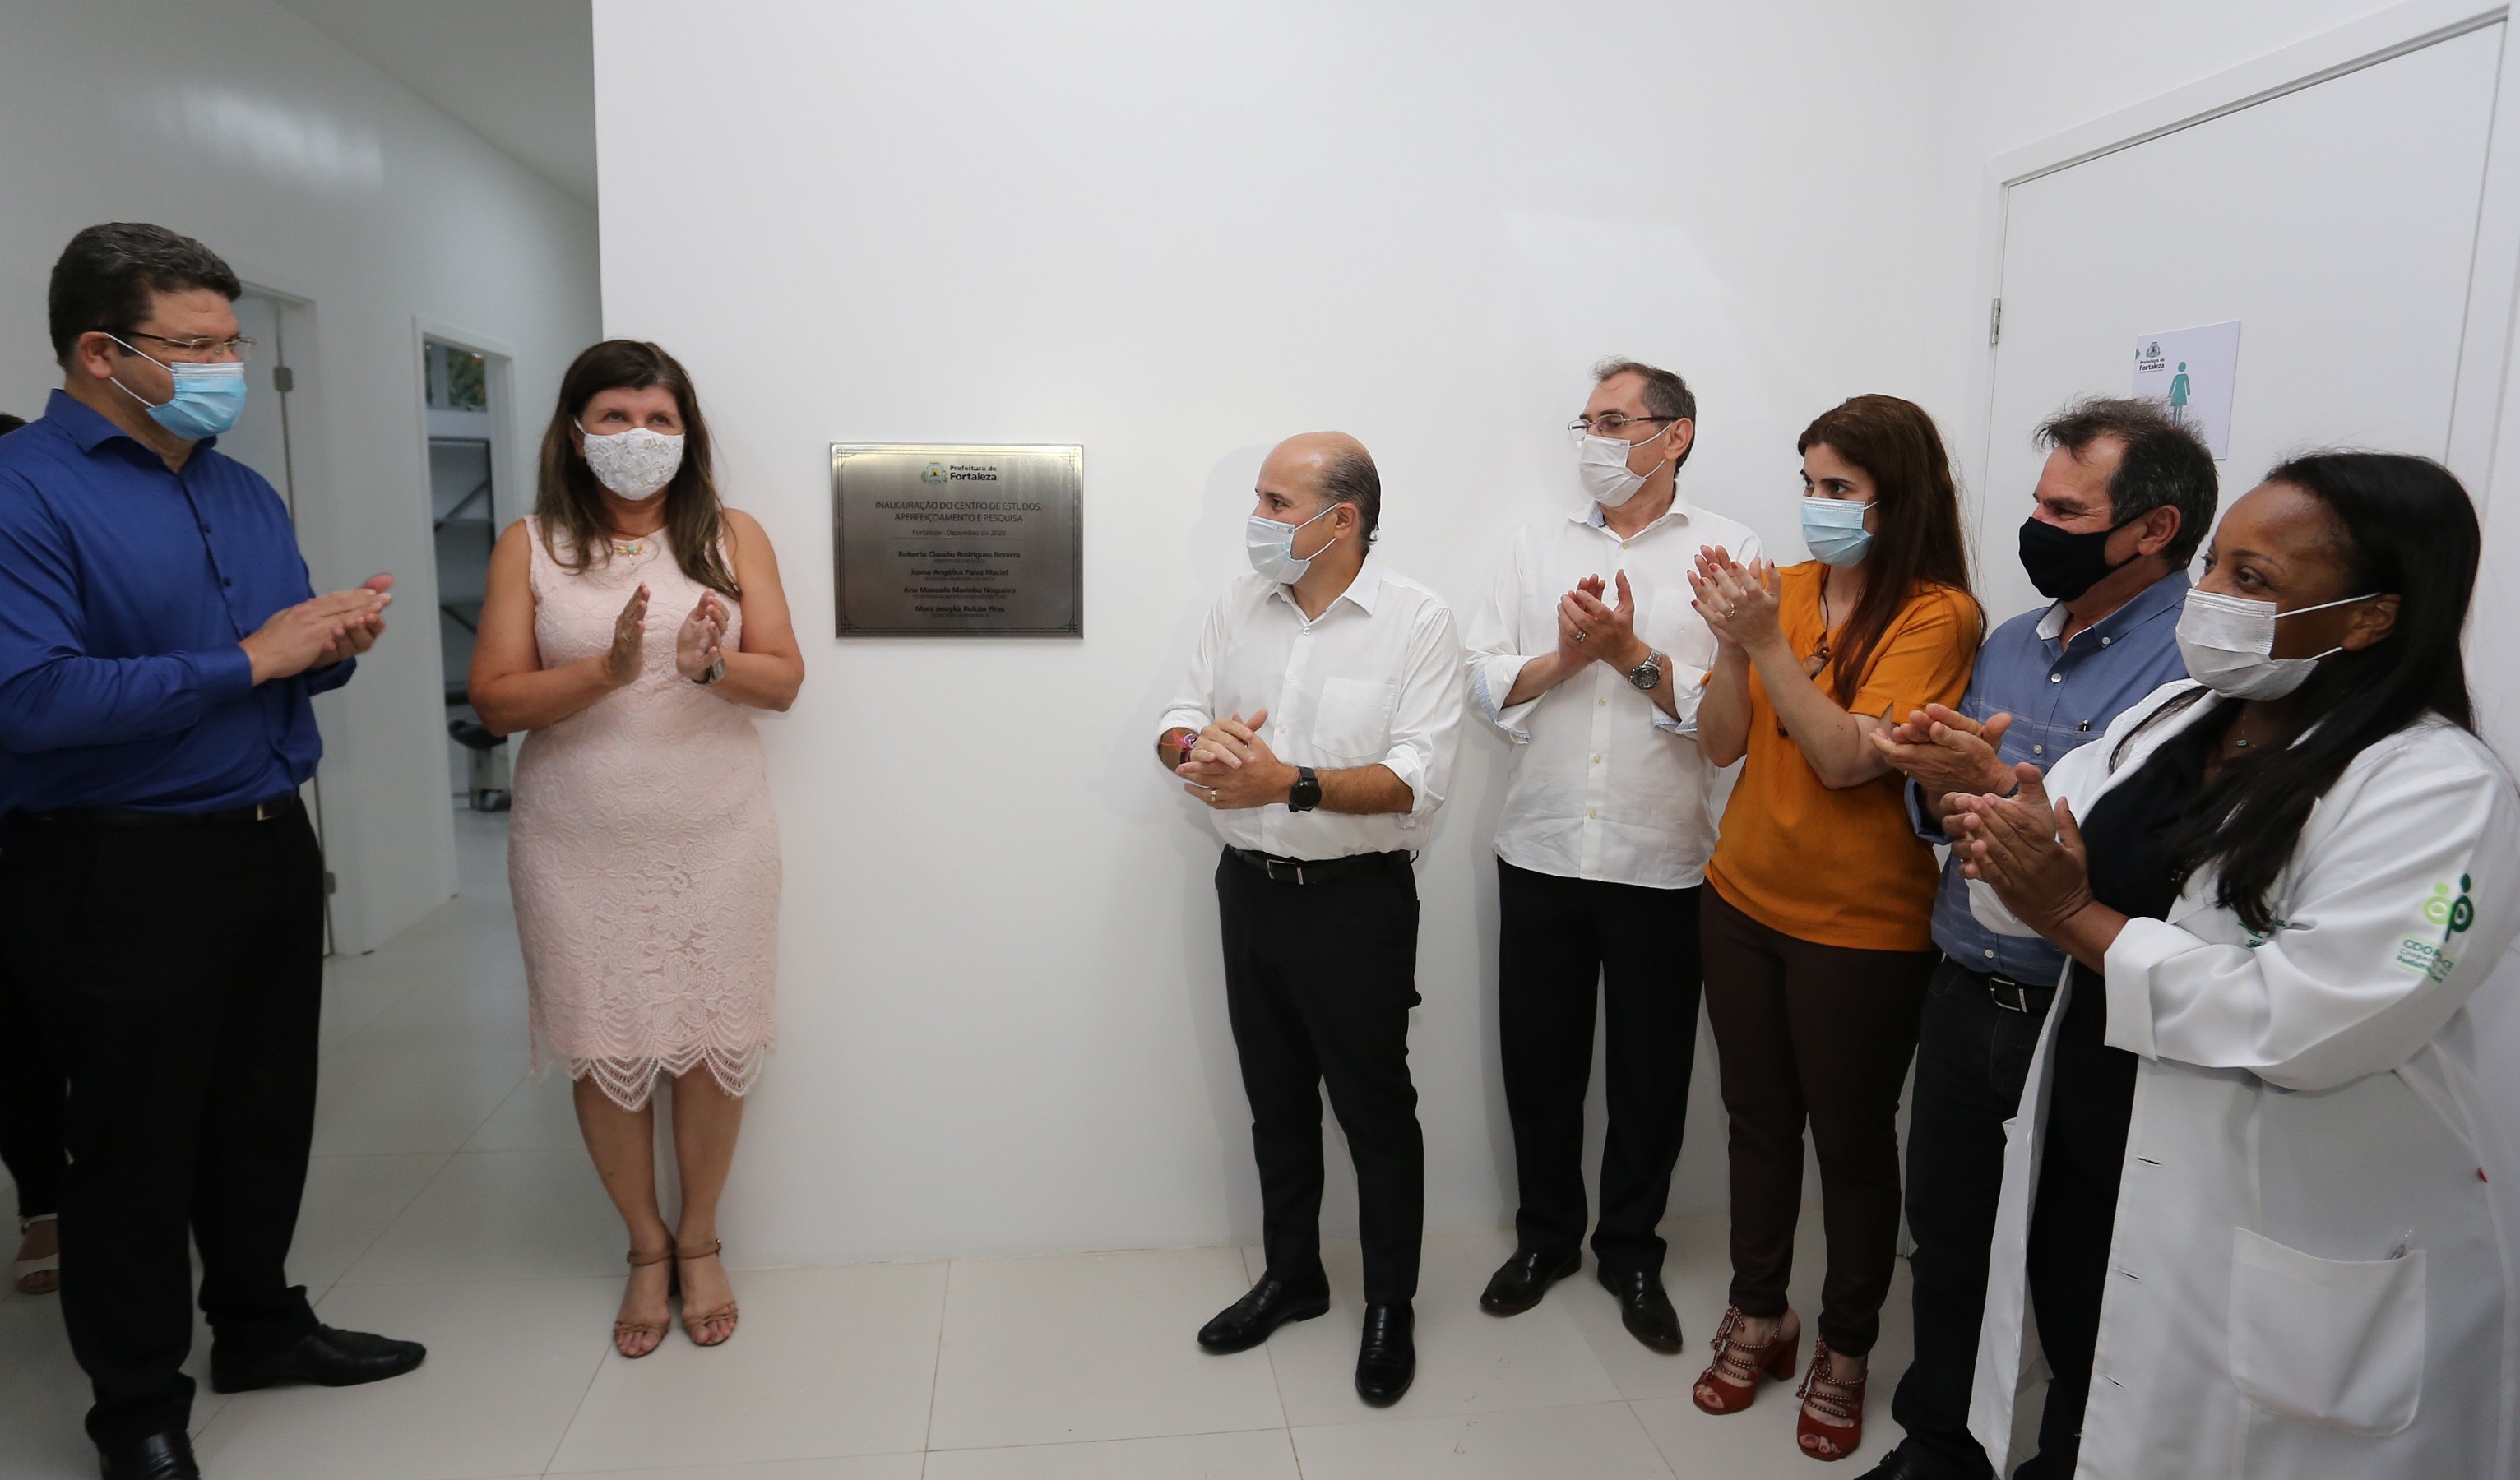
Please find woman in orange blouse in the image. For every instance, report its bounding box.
[1684,395,1980,1462]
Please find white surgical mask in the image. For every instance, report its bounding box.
[1245,505,1340,584]
[1800,497,1876,567]
[2175,587,2379,700]
[1574,423,1675,509]
[577,421,685,501]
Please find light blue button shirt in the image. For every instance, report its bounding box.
[1910,571,2192,980]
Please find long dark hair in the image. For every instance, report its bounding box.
[535,340,739,599]
[1796,395,1979,708]
[2166,451,2480,932]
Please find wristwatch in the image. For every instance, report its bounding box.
[1287,765,1323,813]
[694,655,726,686]
[1626,649,1666,691]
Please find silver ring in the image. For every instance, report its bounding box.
[1572,629,1587,643]
[1209,788,1220,802]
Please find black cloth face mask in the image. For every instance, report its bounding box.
[2017,511,2139,600]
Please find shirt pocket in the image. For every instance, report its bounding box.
[2226,1227,2425,1436]
[1313,677,1397,765]
[1646,585,1716,673]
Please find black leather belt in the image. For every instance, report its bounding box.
[1229,848,1408,886]
[1968,965,2054,1014]
[14,795,303,828]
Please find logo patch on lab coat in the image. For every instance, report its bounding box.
[2395,875,2474,982]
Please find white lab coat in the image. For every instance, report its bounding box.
[1964,679,2520,1479]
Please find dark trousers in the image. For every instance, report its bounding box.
[1699,887,1933,1357]
[1887,957,2054,1479]
[0,806,325,1445]
[1495,859,1701,1274]
[2014,974,2137,1480]
[0,964,67,1221]
[1216,849,1424,1305]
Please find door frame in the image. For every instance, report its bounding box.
[1957,0,2520,539]
[411,317,525,531]
[411,318,523,816]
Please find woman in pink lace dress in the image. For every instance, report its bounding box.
[470,340,803,1358]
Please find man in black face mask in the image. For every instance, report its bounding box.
[1855,398,2214,1480]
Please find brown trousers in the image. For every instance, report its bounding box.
[1700,887,1933,1357]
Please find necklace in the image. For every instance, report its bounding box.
[1806,585,1837,674]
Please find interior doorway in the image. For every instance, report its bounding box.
[423,336,512,812]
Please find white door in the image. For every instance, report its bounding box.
[223,290,336,947]
[1976,23,2504,621]
[220,293,297,514]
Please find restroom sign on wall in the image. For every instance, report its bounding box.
[2132,319,2241,459]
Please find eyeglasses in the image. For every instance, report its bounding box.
[104,330,257,363]
[1568,413,1674,440]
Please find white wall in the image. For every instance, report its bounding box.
[0,0,600,950]
[596,0,1959,1264]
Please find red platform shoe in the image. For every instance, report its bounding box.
[1692,1306,1800,1414]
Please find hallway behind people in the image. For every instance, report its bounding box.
[0,809,1909,1479]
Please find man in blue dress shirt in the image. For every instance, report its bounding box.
[0,224,420,1480]
[1857,400,2215,1480]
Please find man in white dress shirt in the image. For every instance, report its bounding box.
[1465,359,1760,1349]
[1157,431,1465,1408]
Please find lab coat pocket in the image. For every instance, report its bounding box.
[1314,677,1397,765]
[2227,1227,2425,1436]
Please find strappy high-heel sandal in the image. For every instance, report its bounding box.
[614,1246,674,1359]
[12,1214,59,1296]
[1693,1305,1800,1415]
[676,1239,739,1348]
[1795,1334,1866,1461]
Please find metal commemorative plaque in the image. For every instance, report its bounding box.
[830,443,1082,637]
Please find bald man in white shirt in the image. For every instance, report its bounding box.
[1157,432,1465,1408]
[1465,359,1760,1351]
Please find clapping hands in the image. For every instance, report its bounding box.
[243,573,395,685]
[311,574,395,668]
[1942,764,2097,938]
[1560,571,1647,673]
[1178,709,1295,809]
[1873,703,2021,816]
[677,592,729,682]
[1686,546,1780,652]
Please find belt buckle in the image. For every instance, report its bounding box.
[1264,857,1306,886]
[1989,978,2031,1012]
[254,798,282,821]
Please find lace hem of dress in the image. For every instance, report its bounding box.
[545,1040,771,1112]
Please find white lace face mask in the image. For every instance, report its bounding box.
[577,422,685,501]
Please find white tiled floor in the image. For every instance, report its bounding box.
[0,808,1913,1478]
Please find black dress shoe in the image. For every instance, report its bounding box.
[209,1323,426,1393]
[98,1431,199,1480]
[1855,1447,1949,1480]
[1354,1302,1415,1405]
[1197,1274,1331,1353]
[1479,1246,1581,1316]
[1596,1265,1684,1352]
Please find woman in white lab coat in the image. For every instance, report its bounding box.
[1941,451,2520,1479]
